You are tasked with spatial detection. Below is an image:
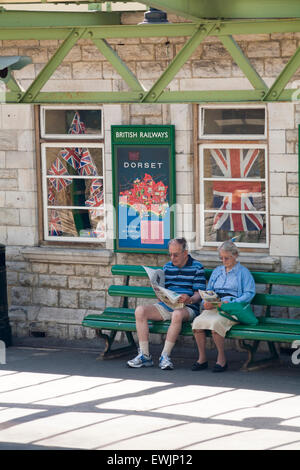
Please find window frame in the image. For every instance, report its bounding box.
[40,105,104,140]
[41,141,106,243]
[199,104,267,141]
[198,142,269,249]
[37,105,106,245]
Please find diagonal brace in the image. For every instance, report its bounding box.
[220,35,268,92]
[21,28,86,103]
[264,45,300,101]
[92,38,144,92]
[142,23,216,102]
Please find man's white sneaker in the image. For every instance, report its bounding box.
[159,354,174,370]
[127,351,153,368]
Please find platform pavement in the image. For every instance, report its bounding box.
[0,337,300,452]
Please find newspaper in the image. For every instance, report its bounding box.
[198,289,221,307]
[143,266,185,310]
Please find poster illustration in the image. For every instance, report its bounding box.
[112,126,175,253]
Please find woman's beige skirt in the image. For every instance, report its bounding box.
[192,308,238,337]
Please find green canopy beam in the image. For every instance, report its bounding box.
[263,45,300,101]
[1,7,300,104]
[220,35,268,93]
[148,0,300,20]
[92,38,144,92]
[1,0,300,21]
[21,28,86,103]
[142,23,216,102]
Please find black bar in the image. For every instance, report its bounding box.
[0,244,12,346]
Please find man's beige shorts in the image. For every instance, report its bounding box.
[154,303,196,322]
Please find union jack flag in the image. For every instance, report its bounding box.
[48,158,72,192]
[49,209,63,236]
[79,148,97,176]
[211,148,264,232]
[85,190,104,209]
[48,187,55,205]
[90,178,103,194]
[68,111,86,135]
[60,147,81,171]
[85,189,104,218]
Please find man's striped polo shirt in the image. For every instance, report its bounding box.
[160,254,206,316]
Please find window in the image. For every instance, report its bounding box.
[200,106,266,140]
[40,106,105,243]
[198,106,268,249]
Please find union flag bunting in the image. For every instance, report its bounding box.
[68,111,86,135]
[60,147,81,171]
[48,158,72,192]
[49,209,62,236]
[79,149,97,176]
[210,148,264,232]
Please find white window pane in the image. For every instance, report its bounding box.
[42,108,102,138]
[204,212,267,244]
[46,146,103,177]
[202,108,265,136]
[203,147,265,179]
[199,143,268,247]
[204,181,266,212]
[47,208,105,240]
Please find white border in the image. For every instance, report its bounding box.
[41,141,106,243]
[40,105,104,139]
[199,104,267,140]
[198,143,269,249]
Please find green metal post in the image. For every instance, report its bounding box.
[0,245,12,347]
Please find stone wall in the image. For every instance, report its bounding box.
[0,11,299,341]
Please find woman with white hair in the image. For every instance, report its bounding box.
[191,240,255,372]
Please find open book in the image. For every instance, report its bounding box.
[143,266,185,310]
[198,290,221,307]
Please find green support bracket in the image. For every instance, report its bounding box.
[263,45,300,101]
[21,28,86,103]
[142,23,216,102]
[92,37,144,92]
[220,35,268,93]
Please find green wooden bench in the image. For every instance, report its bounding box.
[82,264,300,370]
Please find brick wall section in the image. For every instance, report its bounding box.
[0,12,299,340]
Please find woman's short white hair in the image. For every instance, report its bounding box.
[218,240,239,257]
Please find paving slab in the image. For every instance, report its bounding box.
[0,339,299,452]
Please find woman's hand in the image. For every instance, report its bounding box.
[203,301,214,310]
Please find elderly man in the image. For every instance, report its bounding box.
[127,238,206,370]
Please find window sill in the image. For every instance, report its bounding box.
[191,250,280,272]
[22,246,114,266]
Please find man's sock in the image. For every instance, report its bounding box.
[139,341,150,356]
[161,340,175,357]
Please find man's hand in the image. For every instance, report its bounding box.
[179,294,192,305]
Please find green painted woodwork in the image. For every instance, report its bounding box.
[83,310,300,342]
[82,263,300,366]
[111,264,300,285]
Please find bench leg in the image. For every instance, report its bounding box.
[95,329,137,360]
[239,339,280,371]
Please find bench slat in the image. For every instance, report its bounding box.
[111,264,300,286]
[82,309,300,342]
[108,285,300,308]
